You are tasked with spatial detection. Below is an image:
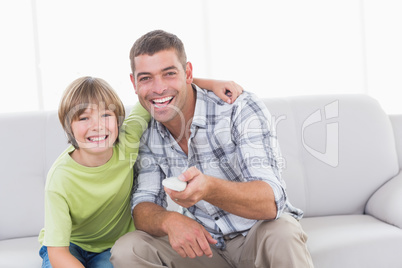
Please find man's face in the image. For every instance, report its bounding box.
[131,49,193,124]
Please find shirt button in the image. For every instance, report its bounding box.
[214,216,219,221]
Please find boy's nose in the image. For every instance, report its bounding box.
[91,117,104,131]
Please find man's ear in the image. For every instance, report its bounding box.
[130,73,138,94]
[185,62,193,84]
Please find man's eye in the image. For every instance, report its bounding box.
[166,72,176,76]
[139,77,150,82]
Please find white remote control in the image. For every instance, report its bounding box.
[162,177,187,192]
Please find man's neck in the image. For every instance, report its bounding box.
[163,85,196,155]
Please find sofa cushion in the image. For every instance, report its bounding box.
[0,112,46,240]
[264,95,399,216]
[301,215,402,268]
[0,236,42,267]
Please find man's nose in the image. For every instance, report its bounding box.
[153,76,167,94]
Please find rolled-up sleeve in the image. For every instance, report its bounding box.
[131,134,167,212]
[232,96,288,219]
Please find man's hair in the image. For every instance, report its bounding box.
[129,30,187,74]
[58,76,125,149]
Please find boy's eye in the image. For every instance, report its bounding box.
[79,117,88,121]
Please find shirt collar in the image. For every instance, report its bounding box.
[191,84,208,129]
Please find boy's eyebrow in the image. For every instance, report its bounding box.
[136,65,179,78]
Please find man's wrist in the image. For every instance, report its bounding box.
[160,211,184,235]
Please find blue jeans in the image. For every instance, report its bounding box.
[39,243,113,268]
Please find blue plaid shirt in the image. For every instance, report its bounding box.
[132,85,303,249]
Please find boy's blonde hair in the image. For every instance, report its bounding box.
[58,76,125,149]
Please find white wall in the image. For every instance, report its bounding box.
[1,0,401,114]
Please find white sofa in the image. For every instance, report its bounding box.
[1,94,401,267]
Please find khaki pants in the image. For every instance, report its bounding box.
[110,214,314,268]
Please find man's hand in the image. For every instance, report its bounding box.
[164,213,217,258]
[164,166,210,208]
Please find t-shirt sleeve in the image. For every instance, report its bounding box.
[42,189,72,247]
[121,102,150,143]
[118,102,150,162]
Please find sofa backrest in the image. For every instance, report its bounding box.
[263,94,400,217]
[0,111,67,241]
[0,95,400,240]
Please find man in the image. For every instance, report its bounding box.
[111,30,313,268]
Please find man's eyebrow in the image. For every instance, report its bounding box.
[136,66,178,78]
[136,71,151,77]
[162,65,178,72]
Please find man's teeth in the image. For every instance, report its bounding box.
[153,96,173,104]
[89,136,107,142]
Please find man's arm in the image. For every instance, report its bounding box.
[132,140,217,258]
[165,167,277,220]
[165,95,286,221]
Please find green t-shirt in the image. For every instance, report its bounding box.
[38,103,150,253]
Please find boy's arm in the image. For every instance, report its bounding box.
[48,247,84,268]
[193,78,243,104]
[120,102,151,146]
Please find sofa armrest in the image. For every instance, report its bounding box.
[390,114,402,169]
[365,170,402,229]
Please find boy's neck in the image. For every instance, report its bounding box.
[70,148,113,167]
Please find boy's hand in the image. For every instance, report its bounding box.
[211,80,244,104]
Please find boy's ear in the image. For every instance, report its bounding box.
[130,73,138,94]
[185,62,193,84]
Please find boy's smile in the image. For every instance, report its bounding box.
[87,135,108,142]
[70,104,118,167]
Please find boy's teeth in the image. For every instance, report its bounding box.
[89,136,107,142]
[153,96,173,103]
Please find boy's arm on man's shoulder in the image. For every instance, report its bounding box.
[193,78,243,104]
[120,102,150,143]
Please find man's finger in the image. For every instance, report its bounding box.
[179,166,200,182]
[182,244,197,259]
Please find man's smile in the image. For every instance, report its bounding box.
[151,96,174,108]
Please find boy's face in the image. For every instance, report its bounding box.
[70,104,118,161]
[131,49,193,125]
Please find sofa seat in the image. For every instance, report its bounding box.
[0,236,42,268]
[301,215,402,268]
